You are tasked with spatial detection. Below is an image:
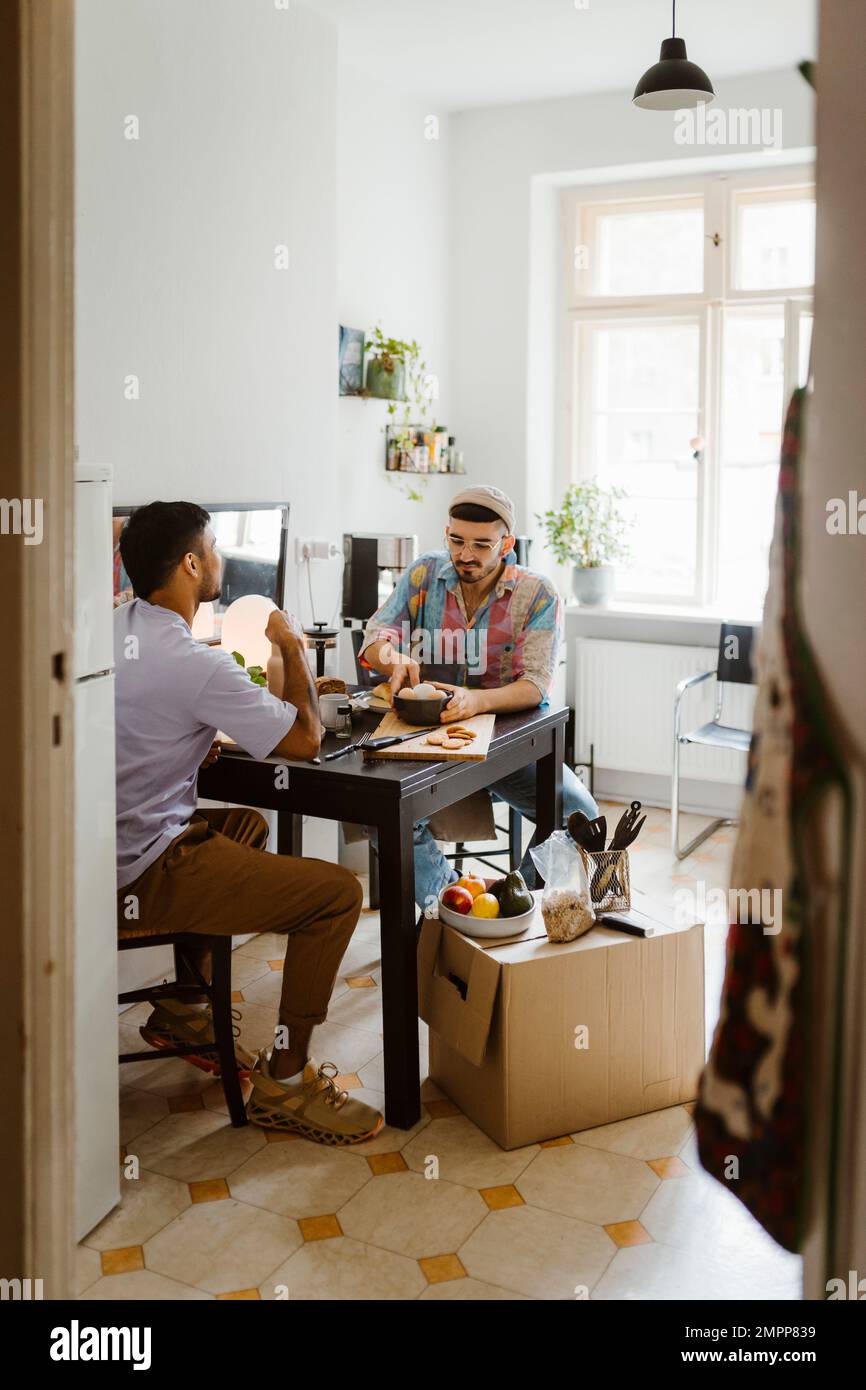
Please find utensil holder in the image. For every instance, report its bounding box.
[579,848,631,913]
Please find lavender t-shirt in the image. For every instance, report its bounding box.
[114,599,296,889]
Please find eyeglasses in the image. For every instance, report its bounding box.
[446,532,503,557]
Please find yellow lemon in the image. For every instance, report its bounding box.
[470,892,500,919]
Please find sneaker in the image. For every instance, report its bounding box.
[139,997,256,1079]
[247,1053,384,1146]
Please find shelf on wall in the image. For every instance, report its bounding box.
[385,469,466,477]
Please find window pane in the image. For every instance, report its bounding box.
[593,205,704,296]
[736,196,815,290]
[584,321,701,599]
[718,309,786,614]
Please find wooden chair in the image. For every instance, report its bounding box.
[118,931,247,1126]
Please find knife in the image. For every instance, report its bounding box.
[324,728,439,761]
[363,729,440,752]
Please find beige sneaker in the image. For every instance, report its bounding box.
[139,997,256,1079]
[247,1053,384,1146]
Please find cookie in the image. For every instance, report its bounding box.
[424,732,448,746]
[441,738,470,751]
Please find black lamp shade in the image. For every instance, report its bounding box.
[633,37,715,110]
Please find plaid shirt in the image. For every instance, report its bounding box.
[360,551,562,698]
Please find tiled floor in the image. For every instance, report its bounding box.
[79,802,803,1301]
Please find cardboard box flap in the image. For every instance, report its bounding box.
[417,920,501,1066]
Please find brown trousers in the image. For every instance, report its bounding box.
[117,808,363,1031]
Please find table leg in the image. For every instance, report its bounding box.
[535,723,565,881]
[277,812,304,857]
[376,803,421,1129]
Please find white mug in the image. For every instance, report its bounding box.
[319,693,348,731]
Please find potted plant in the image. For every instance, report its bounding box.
[365,328,418,401]
[366,325,442,500]
[537,480,630,605]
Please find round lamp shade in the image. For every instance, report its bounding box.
[220,593,277,671]
[633,37,714,110]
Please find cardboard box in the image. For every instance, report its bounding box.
[418,902,705,1150]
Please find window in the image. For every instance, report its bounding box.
[564,169,815,612]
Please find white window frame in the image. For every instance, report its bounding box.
[562,166,814,609]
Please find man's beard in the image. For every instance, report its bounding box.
[200,580,222,604]
[456,559,496,586]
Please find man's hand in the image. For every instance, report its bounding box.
[388,651,422,698]
[200,741,221,769]
[265,609,304,647]
[432,683,486,722]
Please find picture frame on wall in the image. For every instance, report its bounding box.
[338,325,365,396]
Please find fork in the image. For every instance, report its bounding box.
[324,730,371,762]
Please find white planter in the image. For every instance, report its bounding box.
[571,564,614,605]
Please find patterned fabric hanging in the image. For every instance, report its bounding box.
[695,388,854,1257]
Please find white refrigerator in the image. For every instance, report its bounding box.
[74,466,120,1238]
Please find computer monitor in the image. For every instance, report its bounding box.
[112,502,289,641]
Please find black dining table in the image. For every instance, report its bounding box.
[199,700,567,1129]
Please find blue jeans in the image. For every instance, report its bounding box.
[370,764,598,913]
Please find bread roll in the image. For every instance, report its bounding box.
[315,676,347,696]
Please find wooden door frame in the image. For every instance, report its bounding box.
[0,0,76,1297]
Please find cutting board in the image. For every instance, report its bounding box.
[364,710,496,761]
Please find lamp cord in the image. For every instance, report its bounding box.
[672,0,676,38]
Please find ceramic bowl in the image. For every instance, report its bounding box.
[437,888,537,940]
[395,689,452,726]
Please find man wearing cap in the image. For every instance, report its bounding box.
[359,485,599,910]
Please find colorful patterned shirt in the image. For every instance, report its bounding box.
[360,551,563,698]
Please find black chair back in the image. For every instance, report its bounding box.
[716,622,756,685]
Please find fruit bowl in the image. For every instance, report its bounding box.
[394,689,452,726]
[437,887,537,939]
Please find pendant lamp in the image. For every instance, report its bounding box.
[633,0,714,110]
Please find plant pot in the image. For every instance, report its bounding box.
[571,564,614,606]
[365,356,405,401]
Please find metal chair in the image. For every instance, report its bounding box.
[117,933,247,1126]
[672,621,756,860]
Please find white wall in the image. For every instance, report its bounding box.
[75,0,338,618]
[450,69,815,553]
[335,67,464,565]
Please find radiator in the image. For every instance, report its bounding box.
[573,638,755,784]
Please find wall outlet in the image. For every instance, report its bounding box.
[295,537,332,562]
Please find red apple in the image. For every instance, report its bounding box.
[441,885,473,915]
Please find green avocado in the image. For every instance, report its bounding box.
[500,870,533,918]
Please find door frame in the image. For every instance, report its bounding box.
[0,0,76,1297]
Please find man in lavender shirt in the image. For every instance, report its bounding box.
[114,502,382,1145]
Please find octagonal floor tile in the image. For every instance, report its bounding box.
[131,1110,265,1182]
[640,1167,804,1290]
[119,1087,170,1146]
[84,1169,191,1250]
[228,1139,372,1219]
[403,1116,538,1190]
[261,1236,425,1301]
[75,1244,102,1296]
[592,1240,800,1301]
[79,1269,213,1300]
[420,1277,530,1300]
[458,1204,615,1300]
[339,1170,486,1259]
[516,1142,659,1226]
[572,1105,693,1160]
[144,1199,301,1294]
